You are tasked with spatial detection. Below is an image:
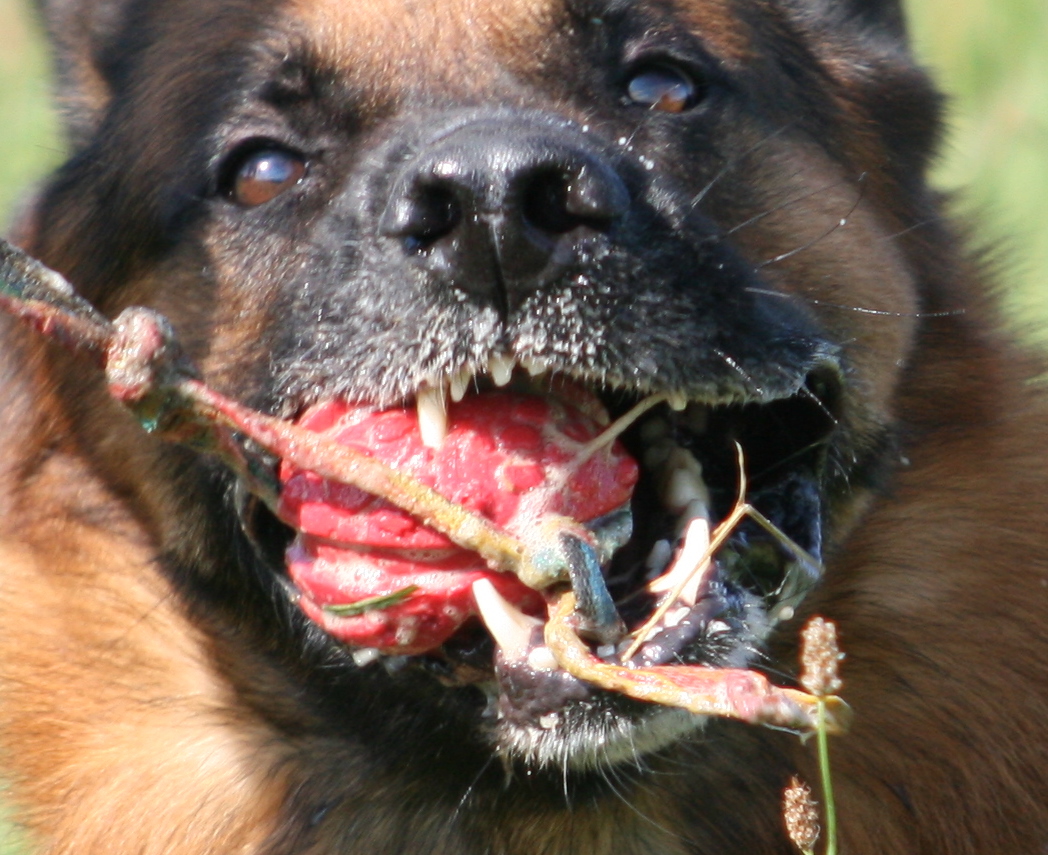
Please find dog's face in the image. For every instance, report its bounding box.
[33,0,941,774]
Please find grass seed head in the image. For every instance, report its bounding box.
[800,616,843,697]
[783,775,821,852]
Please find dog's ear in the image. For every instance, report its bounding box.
[799,0,907,38]
[34,0,137,149]
[842,0,907,35]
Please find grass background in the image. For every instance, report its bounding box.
[0,0,1044,851]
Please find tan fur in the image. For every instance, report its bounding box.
[2,0,1048,852]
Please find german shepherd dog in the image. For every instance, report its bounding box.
[2,0,1047,852]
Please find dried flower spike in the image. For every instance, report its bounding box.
[800,616,843,697]
[783,775,821,853]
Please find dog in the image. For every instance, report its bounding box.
[2,0,1047,852]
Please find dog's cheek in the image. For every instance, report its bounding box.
[727,145,919,434]
[114,225,301,404]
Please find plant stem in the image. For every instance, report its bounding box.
[817,698,837,855]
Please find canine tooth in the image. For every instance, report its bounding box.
[449,369,472,403]
[675,497,711,536]
[488,354,515,386]
[539,713,560,730]
[416,384,449,448]
[707,620,731,635]
[647,516,712,607]
[472,579,542,659]
[682,497,711,523]
[668,392,688,411]
[596,643,617,659]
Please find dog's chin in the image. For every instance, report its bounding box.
[236,359,840,770]
[497,702,711,771]
[480,587,771,770]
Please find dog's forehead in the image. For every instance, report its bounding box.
[287,0,567,84]
[282,0,754,91]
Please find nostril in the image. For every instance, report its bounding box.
[521,170,576,235]
[520,164,629,237]
[381,183,462,251]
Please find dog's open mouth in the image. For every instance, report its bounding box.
[245,355,841,757]
[276,377,637,654]
[0,238,847,765]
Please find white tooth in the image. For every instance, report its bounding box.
[539,713,560,730]
[667,446,702,474]
[382,656,409,673]
[521,357,548,378]
[675,497,711,536]
[596,644,617,659]
[643,439,676,469]
[417,384,449,448]
[661,449,710,513]
[449,369,472,403]
[647,516,712,607]
[639,418,669,444]
[472,579,542,659]
[351,648,382,667]
[644,539,674,579]
[682,403,710,433]
[683,497,710,522]
[668,392,688,411]
[489,354,515,386]
[663,606,690,628]
[527,645,559,672]
[707,620,731,635]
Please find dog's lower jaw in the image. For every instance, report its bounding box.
[475,589,771,771]
[496,706,703,772]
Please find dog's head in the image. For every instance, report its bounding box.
[30,0,943,774]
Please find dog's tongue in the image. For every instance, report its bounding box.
[278,391,638,654]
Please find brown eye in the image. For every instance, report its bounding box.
[625,65,702,113]
[229,147,306,207]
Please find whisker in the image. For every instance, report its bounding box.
[561,741,571,807]
[712,347,765,398]
[745,287,965,319]
[450,755,495,822]
[721,176,854,238]
[795,383,839,428]
[756,173,868,269]
[618,103,662,151]
[689,122,796,211]
[881,216,943,241]
[597,747,689,843]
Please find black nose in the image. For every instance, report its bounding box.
[379,118,629,310]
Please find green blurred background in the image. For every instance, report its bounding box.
[0,0,1045,850]
[0,0,1046,325]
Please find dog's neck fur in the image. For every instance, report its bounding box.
[2,290,1047,854]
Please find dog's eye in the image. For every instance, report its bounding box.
[625,64,703,113]
[226,147,306,207]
